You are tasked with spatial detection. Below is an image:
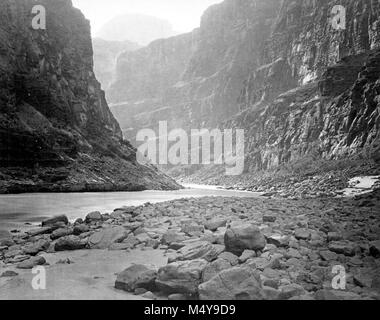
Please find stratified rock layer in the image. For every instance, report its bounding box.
[108,0,380,181]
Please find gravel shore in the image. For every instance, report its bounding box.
[1,189,379,300]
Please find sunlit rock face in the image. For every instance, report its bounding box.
[232,0,380,172]
[108,0,379,174]
[0,0,180,193]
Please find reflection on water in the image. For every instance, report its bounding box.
[0,185,261,230]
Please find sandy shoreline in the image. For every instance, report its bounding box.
[0,249,167,300]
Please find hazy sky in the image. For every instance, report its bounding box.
[72,0,223,35]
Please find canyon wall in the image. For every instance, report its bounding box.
[0,0,179,193]
[107,0,380,178]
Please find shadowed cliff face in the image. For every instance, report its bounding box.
[0,0,180,193]
[107,0,380,177]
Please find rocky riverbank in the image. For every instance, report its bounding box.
[1,189,379,300]
[175,159,380,199]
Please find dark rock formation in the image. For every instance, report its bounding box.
[0,0,180,193]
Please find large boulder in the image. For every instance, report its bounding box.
[224,224,266,256]
[88,226,129,249]
[42,215,69,227]
[156,259,208,295]
[55,235,87,251]
[85,211,102,223]
[174,242,222,262]
[115,264,157,292]
[198,267,264,300]
[23,239,51,255]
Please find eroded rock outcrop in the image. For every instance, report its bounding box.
[0,0,180,193]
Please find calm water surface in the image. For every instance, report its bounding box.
[0,184,260,230]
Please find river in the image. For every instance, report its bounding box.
[0,184,261,231]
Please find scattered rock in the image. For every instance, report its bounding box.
[161,231,186,245]
[319,250,338,261]
[199,267,264,300]
[181,222,204,236]
[55,235,87,251]
[266,234,290,248]
[202,258,232,282]
[27,227,54,237]
[141,291,156,300]
[135,233,151,244]
[224,224,266,256]
[156,259,208,295]
[85,211,102,223]
[328,241,356,256]
[115,264,157,292]
[238,250,256,263]
[1,270,18,277]
[369,240,380,258]
[42,215,69,227]
[204,218,227,231]
[218,252,239,266]
[51,228,73,240]
[73,224,90,236]
[278,284,306,300]
[174,242,222,262]
[294,229,311,240]
[168,293,188,300]
[56,258,74,265]
[88,226,128,249]
[17,256,46,269]
[327,232,343,242]
[263,215,276,223]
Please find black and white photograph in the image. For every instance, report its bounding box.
[0,0,379,304]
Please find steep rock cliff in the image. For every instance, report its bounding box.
[108,0,380,181]
[109,0,281,139]
[0,0,179,193]
[231,0,380,172]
